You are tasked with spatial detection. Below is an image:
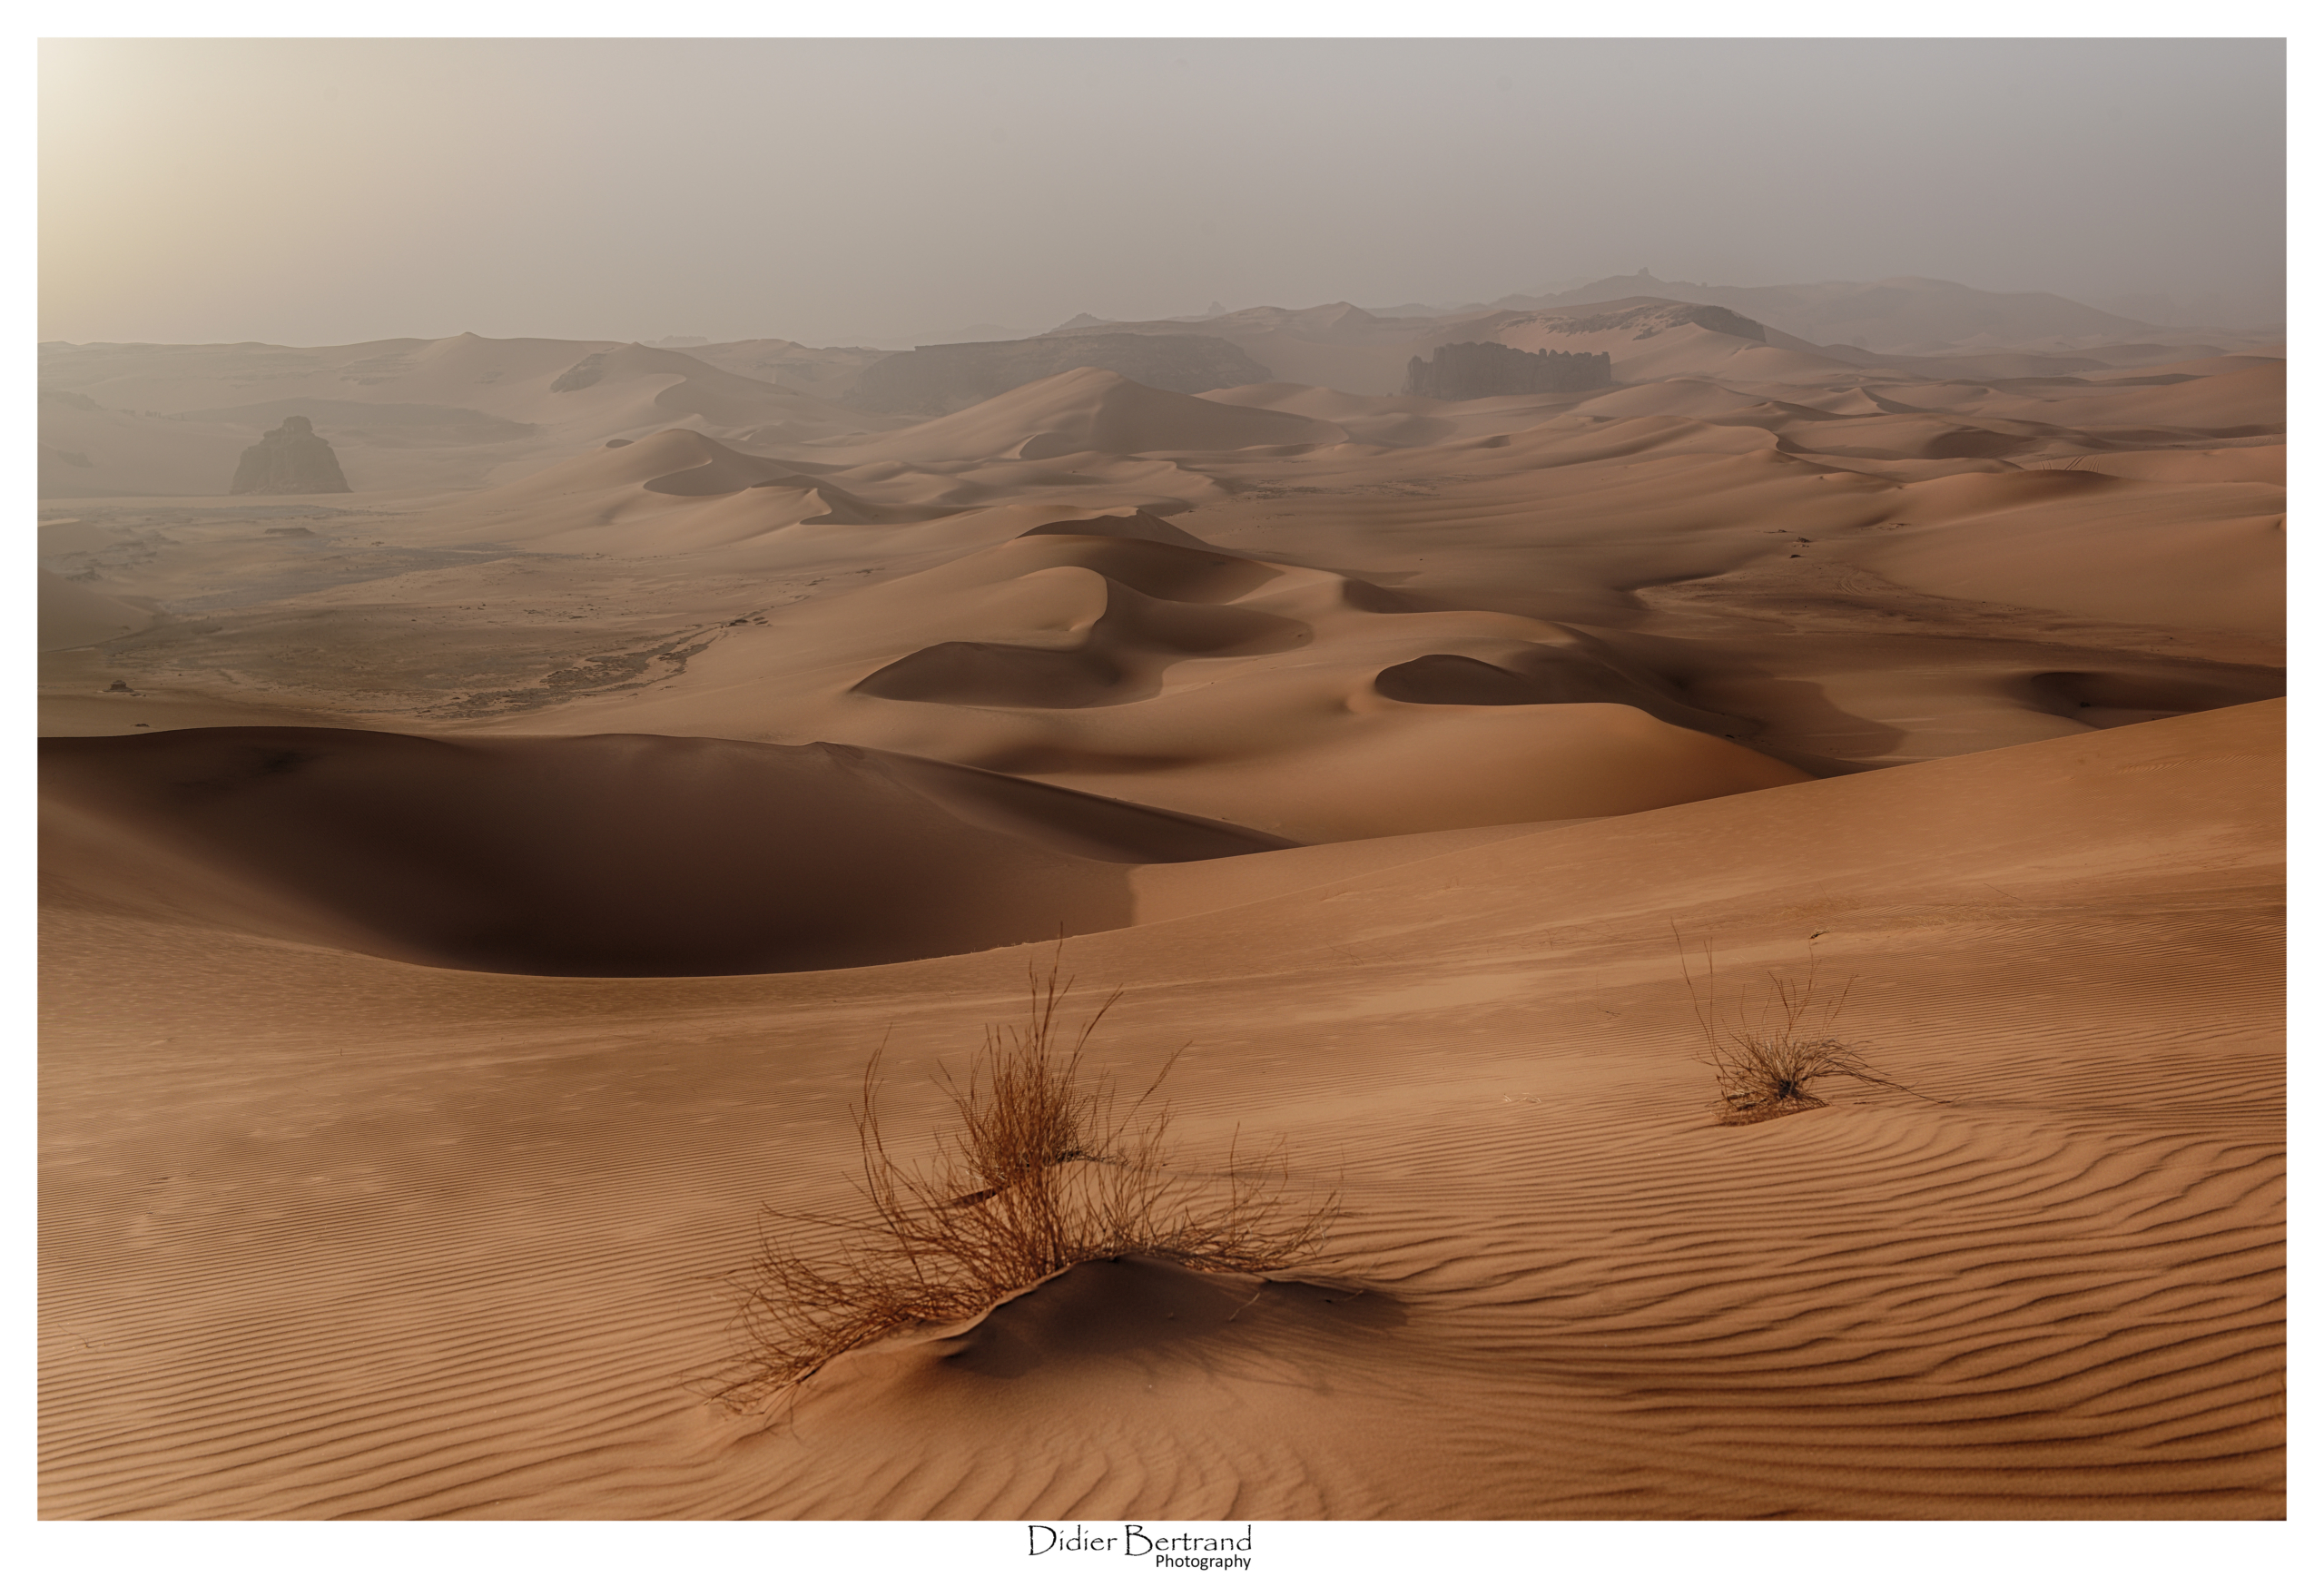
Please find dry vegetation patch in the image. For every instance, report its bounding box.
[1677,931,1933,1125]
[706,962,1337,1409]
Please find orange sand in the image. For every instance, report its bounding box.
[39,312,2282,1519]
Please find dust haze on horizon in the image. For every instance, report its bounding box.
[40,37,2286,350]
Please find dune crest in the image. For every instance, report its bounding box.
[492,512,1811,840]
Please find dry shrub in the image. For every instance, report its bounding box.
[704,961,1337,1410]
[1676,930,1931,1126]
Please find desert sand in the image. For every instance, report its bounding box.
[38,303,2283,1520]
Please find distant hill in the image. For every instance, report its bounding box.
[35,333,899,496]
[679,338,891,401]
[1036,276,2230,392]
[1036,297,1826,393]
[1495,271,2160,351]
[849,333,1272,417]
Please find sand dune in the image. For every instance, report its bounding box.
[1839,470,2283,634]
[537,340,885,436]
[1923,361,2285,436]
[37,700,2281,1518]
[38,300,2282,1523]
[2061,352,2280,380]
[484,513,1809,841]
[369,428,978,555]
[44,346,2276,779]
[679,336,891,402]
[2036,445,2285,485]
[806,367,1346,463]
[1827,364,2286,440]
[43,314,2281,502]
[41,726,1294,976]
[1498,304,1865,383]
[1199,381,1596,448]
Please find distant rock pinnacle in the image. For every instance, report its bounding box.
[229,414,351,495]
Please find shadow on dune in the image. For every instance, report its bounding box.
[40,727,1295,978]
[937,1256,1403,1381]
[852,588,1310,711]
[853,640,1130,709]
[2022,665,2285,729]
[1373,648,1744,736]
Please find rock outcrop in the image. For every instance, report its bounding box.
[229,415,351,495]
[1402,341,1612,400]
[850,332,1272,417]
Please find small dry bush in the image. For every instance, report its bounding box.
[1676,931,1927,1126]
[704,961,1337,1410]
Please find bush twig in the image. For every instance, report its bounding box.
[703,955,1336,1409]
[1674,927,1939,1126]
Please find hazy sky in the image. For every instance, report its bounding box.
[39,37,2286,348]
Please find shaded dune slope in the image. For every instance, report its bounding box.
[41,727,1294,977]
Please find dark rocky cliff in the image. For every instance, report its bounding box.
[229,414,351,494]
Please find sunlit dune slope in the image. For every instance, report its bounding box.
[2034,445,2284,485]
[35,702,2281,1519]
[1843,469,2283,634]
